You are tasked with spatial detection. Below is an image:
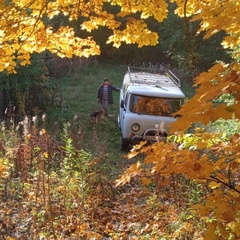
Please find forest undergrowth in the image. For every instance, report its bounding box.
[0,113,205,239]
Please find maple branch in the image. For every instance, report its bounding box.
[210,175,240,195]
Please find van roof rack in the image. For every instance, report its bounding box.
[124,66,181,88]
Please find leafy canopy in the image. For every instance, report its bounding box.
[2,0,238,73]
[0,0,168,73]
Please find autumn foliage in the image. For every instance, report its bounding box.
[0,0,240,239]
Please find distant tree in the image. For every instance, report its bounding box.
[157,2,231,72]
[0,54,60,121]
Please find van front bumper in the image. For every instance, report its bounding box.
[131,128,168,143]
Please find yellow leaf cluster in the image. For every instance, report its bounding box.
[112,0,168,22]
[81,12,121,32]
[107,18,158,48]
[0,0,169,72]
[0,158,10,179]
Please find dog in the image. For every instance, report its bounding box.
[89,109,107,122]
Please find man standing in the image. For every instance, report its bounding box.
[97,78,120,116]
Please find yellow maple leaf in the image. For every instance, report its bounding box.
[208,181,221,189]
[227,221,240,237]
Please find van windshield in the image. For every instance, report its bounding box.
[129,95,183,116]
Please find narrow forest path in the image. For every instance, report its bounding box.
[79,114,185,239]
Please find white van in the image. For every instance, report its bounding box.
[118,66,186,151]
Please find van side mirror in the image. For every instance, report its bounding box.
[120,99,125,108]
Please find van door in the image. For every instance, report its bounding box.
[119,92,129,131]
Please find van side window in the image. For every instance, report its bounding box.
[124,92,129,109]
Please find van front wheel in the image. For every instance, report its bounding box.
[121,138,132,152]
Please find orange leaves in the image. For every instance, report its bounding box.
[121,130,240,193]
[124,137,216,182]
[46,26,101,58]
[208,181,221,189]
[194,63,227,87]
[230,133,240,145]
[127,140,148,159]
[207,104,235,122]
[173,0,199,17]
[170,0,240,133]
[194,187,240,239]
[185,155,214,180]
[141,176,152,186]
[0,0,102,72]
[115,161,143,186]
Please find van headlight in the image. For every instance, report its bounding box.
[131,123,140,132]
